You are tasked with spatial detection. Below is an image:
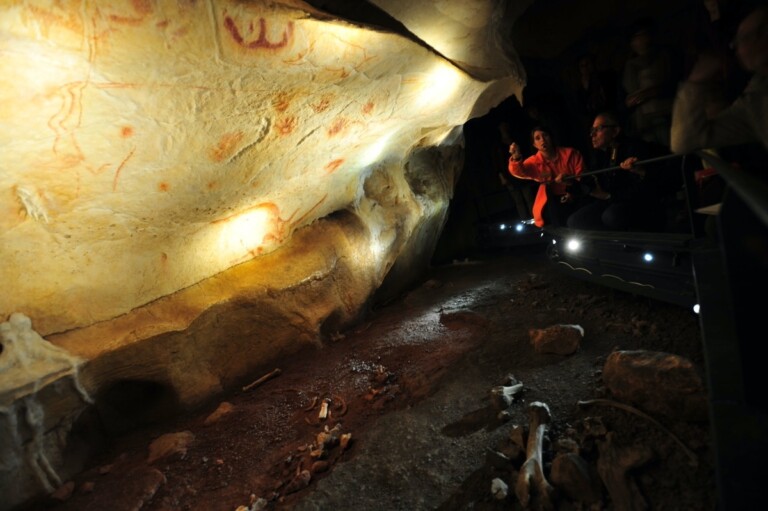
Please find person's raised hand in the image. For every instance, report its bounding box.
[620,157,638,170]
[509,142,522,160]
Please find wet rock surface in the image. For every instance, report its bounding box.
[18,244,714,511]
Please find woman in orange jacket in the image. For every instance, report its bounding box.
[508,125,586,227]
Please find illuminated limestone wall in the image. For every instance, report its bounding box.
[0,1,524,507]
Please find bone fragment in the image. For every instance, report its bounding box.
[515,401,555,510]
[596,432,653,511]
[490,382,524,410]
[491,478,509,500]
[578,398,697,466]
[242,368,282,392]
[316,424,342,448]
[318,398,331,420]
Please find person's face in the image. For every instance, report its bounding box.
[578,57,594,77]
[532,130,552,153]
[630,31,651,56]
[590,117,619,150]
[733,10,768,72]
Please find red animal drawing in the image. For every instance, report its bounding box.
[224,15,294,50]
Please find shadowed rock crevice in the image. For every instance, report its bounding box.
[94,380,180,436]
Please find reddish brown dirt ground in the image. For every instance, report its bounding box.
[20,244,715,511]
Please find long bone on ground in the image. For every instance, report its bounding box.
[597,431,654,511]
[515,401,555,510]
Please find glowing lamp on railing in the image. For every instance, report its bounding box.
[565,238,582,253]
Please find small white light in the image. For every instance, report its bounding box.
[566,238,582,252]
[643,252,654,262]
[693,304,700,314]
[515,223,524,232]
[552,238,557,245]
[499,224,506,231]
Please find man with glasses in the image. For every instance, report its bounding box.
[566,111,670,231]
[671,5,768,152]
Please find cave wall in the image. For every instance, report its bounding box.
[0,1,525,508]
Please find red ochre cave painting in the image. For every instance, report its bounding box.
[121,126,134,138]
[112,148,136,192]
[275,116,297,136]
[27,5,84,38]
[158,182,170,192]
[362,101,375,115]
[105,0,153,25]
[224,14,294,50]
[208,131,245,162]
[273,92,292,113]
[311,96,333,114]
[327,117,348,137]
[324,159,345,174]
[48,81,88,168]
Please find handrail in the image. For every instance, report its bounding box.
[696,150,768,228]
[560,153,683,181]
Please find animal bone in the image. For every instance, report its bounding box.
[318,398,331,420]
[491,477,509,500]
[515,401,555,510]
[596,432,654,511]
[490,382,524,410]
[578,399,697,466]
[242,368,281,392]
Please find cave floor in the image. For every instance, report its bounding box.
[25,244,716,511]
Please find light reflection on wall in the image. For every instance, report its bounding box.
[416,64,462,107]
[214,205,273,258]
[359,132,394,167]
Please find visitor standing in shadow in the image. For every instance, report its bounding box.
[622,17,681,148]
[671,4,768,154]
[568,51,620,156]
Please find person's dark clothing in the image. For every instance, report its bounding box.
[567,136,671,231]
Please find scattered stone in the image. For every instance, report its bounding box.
[529,324,583,355]
[602,350,708,421]
[204,402,235,425]
[147,431,195,464]
[79,481,95,494]
[311,460,329,474]
[50,481,75,502]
